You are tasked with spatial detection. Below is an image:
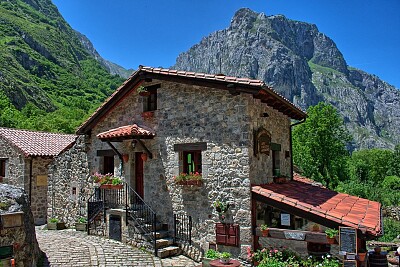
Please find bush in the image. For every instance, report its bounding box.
[205,249,219,259]
[379,218,400,242]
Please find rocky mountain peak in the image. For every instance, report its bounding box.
[173,8,400,149]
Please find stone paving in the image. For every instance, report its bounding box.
[36,228,199,267]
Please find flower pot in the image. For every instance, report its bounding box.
[139,91,151,97]
[357,252,367,262]
[219,258,230,264]
[261,229,269,237]
[326,236,336,244]
[141,153,148,161]
[100,184,123,190]
[122,154,129,162]
[177,180,203,186]
[48,222,66,230]
[75,222,87,231]
[141,111,154,119]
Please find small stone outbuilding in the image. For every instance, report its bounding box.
[0,183,40,267]
[0,127,76,224]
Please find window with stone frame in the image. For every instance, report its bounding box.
[182,150,202,174]
[0,159,6,183]
[174,142,207,175]
[143,85,159,112]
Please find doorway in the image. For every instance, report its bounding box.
[135,152,144,199]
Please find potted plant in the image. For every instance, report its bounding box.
[214,200,230,214]
[174,172,203,186]
[260,224,269,237]
[219,251,231,264]
[203,249,219,267]
[75,217,87,231]
[47,218,66,230]
[357,248,367,262]
[325,228,338,244]
[137,85,150,96]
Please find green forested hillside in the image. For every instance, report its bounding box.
[0,0,124,133]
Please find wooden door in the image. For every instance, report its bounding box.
[135,152,144,198]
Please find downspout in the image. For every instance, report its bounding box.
[29,157,33,204]
[106,141,124,176]
[290,118,306,180]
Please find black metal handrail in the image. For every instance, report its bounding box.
[87,189,104,235]
[173,213,192,245]
[126,185,157,256]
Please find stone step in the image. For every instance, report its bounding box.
[144,229,170,239]
[157,246,180,258]
[155,238,170,249]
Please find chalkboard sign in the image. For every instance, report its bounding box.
[343,260,356,267]
[339,227,357,254]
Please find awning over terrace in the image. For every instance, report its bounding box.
[252,174,382,238]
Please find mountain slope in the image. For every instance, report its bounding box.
[173,8,400,149]
[0,0,127,133]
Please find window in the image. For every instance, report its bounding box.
[0,159,6,183]
[143,84,160,112]
[103,156,114,174]
[183,151,202,174]
[271,143,281,176]
[272,150,280,176]
[144,89,157,112]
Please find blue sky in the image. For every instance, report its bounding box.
[52,0,400,89]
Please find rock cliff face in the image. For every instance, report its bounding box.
[173,8,400,149]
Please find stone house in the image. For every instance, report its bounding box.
[0,127,76,224]
[49,66,382,260]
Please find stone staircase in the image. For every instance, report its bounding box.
[87,184,181,259]
[128,207,180,258]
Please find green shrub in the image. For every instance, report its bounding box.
[378,218,400,242]
[205,249,219,259]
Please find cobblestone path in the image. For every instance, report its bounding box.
[36,228,198,267]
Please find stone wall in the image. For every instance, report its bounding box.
[0,137,25,187]
[384,206,400,221]
[47,136,91,227]
[0,184,40,267]
[86,80,292,259]
[30,158,52,225]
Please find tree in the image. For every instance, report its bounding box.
[292,102,352,188]
[348,149,393,183]
[387,144,400,177]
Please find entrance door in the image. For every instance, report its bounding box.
[135,152,144,199]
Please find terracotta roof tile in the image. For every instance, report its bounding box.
[252,173,382,236]
[97,124,155,140]
[0,127,76,157]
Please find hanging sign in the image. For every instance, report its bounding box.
[281,213,291,226]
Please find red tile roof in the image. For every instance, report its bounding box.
[252,174,382,237]
[0,127,77,157]
[77,66,307,134]
[97,124,155,140]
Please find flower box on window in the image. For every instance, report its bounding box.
[141,111,154,119]
[92,172,123,189]
[174,172,202,186]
